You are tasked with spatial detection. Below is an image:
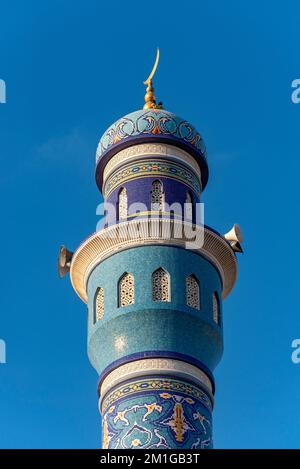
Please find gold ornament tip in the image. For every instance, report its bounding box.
[143,47,160,85]
[143,48,163,109]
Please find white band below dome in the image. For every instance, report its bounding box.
[99,358,213,406]
[102,143,202,188]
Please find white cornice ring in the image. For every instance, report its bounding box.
[70,219,237,303]
[99,358,213,405]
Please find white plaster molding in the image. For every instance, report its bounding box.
[99,358,213,406]
[102,143,202,187]
[70,220,237,303]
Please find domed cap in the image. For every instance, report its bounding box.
[95,108,209,191]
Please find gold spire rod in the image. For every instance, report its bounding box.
[144,48,160,85]
[143,48,162,110]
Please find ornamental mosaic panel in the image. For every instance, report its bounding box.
[212,292,219,324]
[96,109,207,162]
[186,275,200,309]
[103,159,201,198]
[95,287,104,321]
[151,180,164,211]
[119,273,134,307]
[118,187,128,220]
[101,376,213,449]
[152,268,170,302]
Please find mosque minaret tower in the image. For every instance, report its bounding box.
[59,50,243,449]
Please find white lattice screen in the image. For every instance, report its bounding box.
[186,275,200,309]
[118,187,128,220]
[152,268,170,302]
[151,180,164,211]
[95,287,104,321]
[185,191,193,220]
[212,292,219,324]
[119,273,135,307]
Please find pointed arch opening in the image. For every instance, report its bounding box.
[213,292,220,324]
[94,287,104,323]
[186,274,200,309]
[152,267,170,302]
[185,191,194,221]
[118,272,135,307]
[151,180,164,212]
[118,187,128,221]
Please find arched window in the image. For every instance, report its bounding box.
[151,180,164,211]
[185,191,194,220]
[118,187,128,220]
[152,268,170,302]
[213,292,220,324]
[94,287,104,322]
[186,274,200,309]
[119,272,134,307]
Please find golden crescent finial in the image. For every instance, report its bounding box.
[144,48,160,85]
[143,48,162,110]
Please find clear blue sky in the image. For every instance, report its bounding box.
[0,0,299,449]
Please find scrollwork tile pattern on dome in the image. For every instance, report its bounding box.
[101,376,213,449]
[96,110,207,162]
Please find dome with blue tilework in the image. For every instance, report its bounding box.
[95,108,209,191]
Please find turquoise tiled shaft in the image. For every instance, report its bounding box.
[87,246,223,374]
[66,102,240,449]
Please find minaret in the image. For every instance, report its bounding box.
[59,51,243,449]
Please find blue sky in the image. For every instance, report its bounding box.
[0,0,300,448]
